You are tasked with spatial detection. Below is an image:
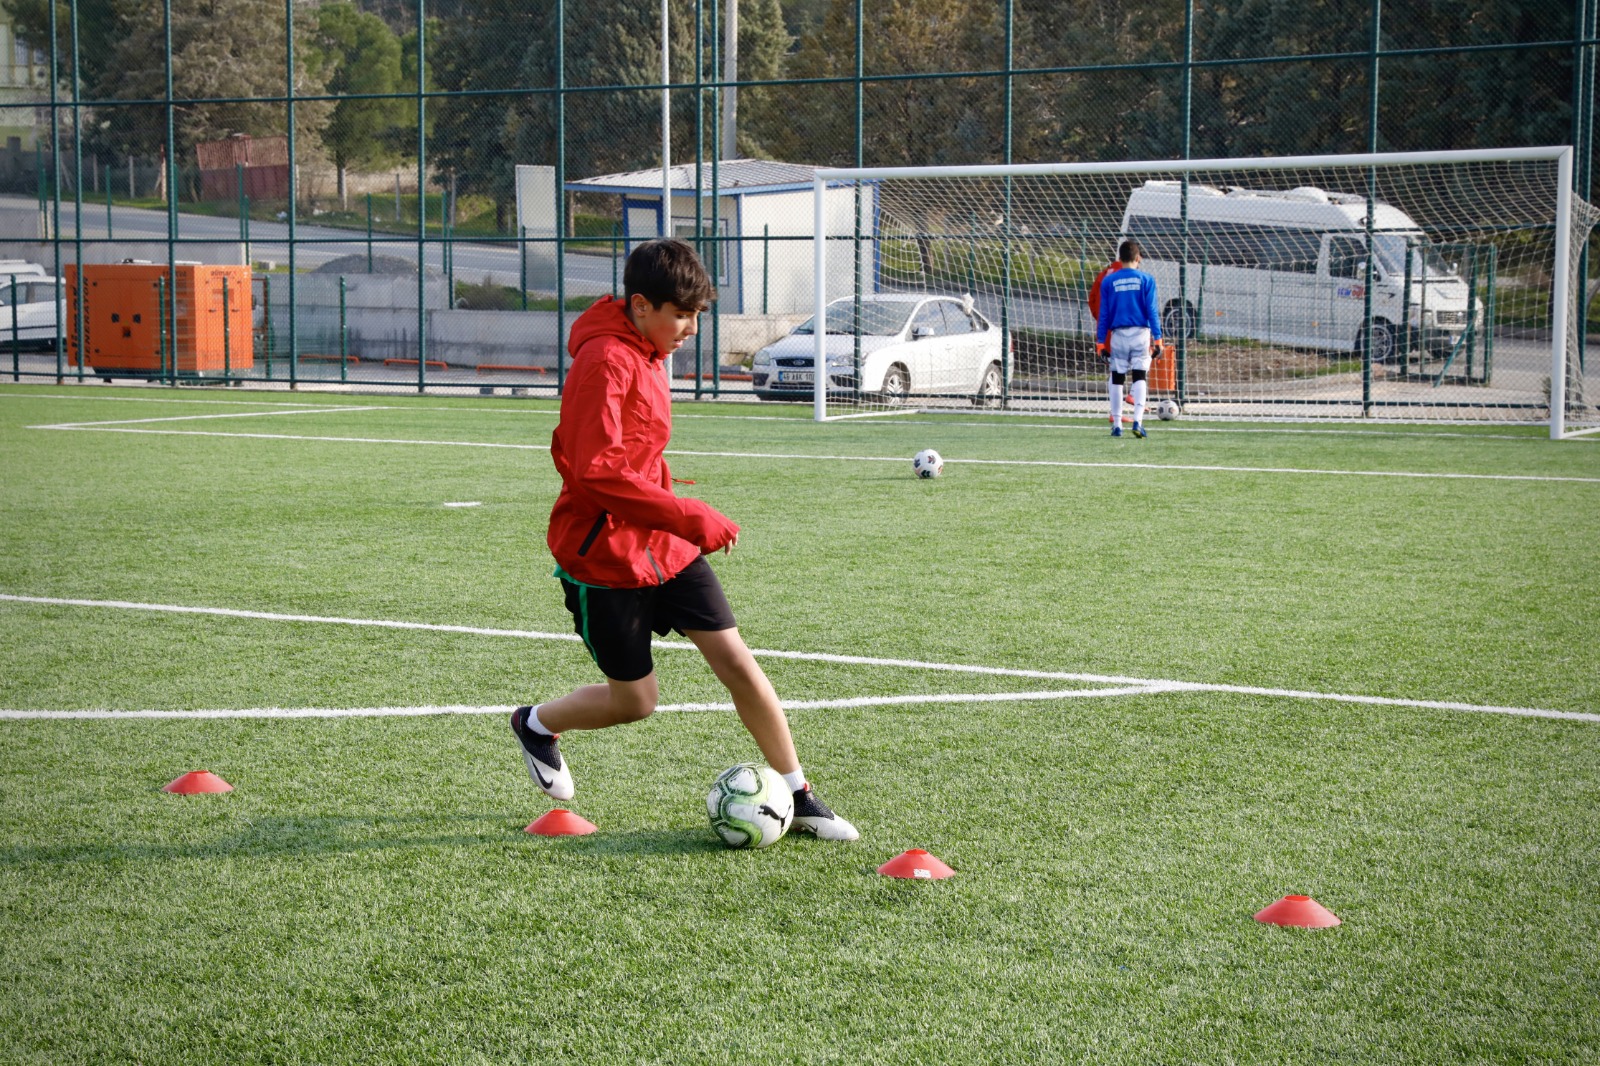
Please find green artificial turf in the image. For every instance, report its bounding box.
[1,384,1597,1064]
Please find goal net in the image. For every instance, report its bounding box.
[803,149,1599,435]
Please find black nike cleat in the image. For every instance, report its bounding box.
[790,783,860,841]
[510,705,574,800]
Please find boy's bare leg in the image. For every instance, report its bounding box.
[537,674,659,732]
[683,627,800,776]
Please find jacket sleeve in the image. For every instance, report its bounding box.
[1096,274,1112,345]
[561,353,739,552]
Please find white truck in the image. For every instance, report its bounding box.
[1120,181,1483,362]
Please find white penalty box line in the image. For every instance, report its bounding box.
[1,593,1592,724]
[24,423,1600,484]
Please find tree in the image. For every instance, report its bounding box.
[82,0,331,200]
[756,0,1005,168]
[429,0,791,233]
[310,1,411,207]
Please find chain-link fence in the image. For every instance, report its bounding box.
[0,0,1595,420]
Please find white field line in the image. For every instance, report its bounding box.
[34,405,388,429]
[1,593,1591,723]
[0,687,1173,721]
[24,425,1600,483]
[7,388,1594,443]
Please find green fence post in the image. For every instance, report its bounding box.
[157,275,168,383]
[262,276,273,380]
[339,275,348,383]
[9,276,18,381]
[366,193,374,272]
[105,164,113,238]
[222,274,231,381]
[237,162,246,241]
[762,223,769,314]
[612,223,620,297]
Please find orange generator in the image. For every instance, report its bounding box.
[67,263,253,376]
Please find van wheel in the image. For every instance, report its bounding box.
[878,363,910,405]
[1162,300,1197,339]
[1355,320,1397,364]
[972,362,1003,407]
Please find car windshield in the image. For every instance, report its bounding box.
[791,300,916,337]
[1374,235,1459,282]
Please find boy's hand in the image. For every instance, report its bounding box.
[722,532,739,554]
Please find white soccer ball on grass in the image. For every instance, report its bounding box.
[707,763,793,849]
[1156,399,1181,421]
[912,448,944,478]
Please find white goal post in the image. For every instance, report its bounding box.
[806,148,1598,437]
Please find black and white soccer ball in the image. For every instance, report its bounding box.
[1156,399,1181,421]
[912,448,944,478]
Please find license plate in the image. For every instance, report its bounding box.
[777,371,814,384]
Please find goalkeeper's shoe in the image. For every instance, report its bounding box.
[791,784,860,841]
[1131,422,1147,438]
[510,705,574,800]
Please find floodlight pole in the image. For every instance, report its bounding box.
[661,0,671,238]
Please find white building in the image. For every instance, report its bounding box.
[566,159,873,315]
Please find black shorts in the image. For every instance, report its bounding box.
[559,555,737,682]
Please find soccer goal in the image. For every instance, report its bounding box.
[806,148,1599,437]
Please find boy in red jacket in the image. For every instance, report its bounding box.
[511,238,858,841]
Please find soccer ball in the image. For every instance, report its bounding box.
[912,448,944,478]
[707,763,793,849]
[1156,399,1181,421]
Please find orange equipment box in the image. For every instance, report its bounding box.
[66,263,253,375]
[1149,340,1177,391]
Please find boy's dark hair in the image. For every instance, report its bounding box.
[1119,238,1143,264]
[623,238,716,311]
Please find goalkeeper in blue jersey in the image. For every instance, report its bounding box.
[1096,239,1162,438]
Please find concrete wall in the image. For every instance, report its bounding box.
[257,294,806,370]
[0,240,246,269]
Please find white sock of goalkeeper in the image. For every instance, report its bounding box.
[1108,380,1122,424]
[1131,379,1148,424]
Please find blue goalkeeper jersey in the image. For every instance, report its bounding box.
[1096,267,1162,344]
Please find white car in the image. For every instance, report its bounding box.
[0,272,64,350]
[751,293,1006,405]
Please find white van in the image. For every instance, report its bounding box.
[1120,181,1481,362]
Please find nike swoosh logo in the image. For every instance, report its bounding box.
[531,759,555,790]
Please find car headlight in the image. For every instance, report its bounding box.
[751,349,773,368]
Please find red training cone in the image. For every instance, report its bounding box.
[1254,894,1341,928]
[162,770,233,794]
[525,809,598,836]
[877,848,955,880]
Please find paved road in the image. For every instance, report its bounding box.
[5,196,618,293]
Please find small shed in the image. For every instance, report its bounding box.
[566,159,872,314]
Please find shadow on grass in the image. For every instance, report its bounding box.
[0,814,728,867]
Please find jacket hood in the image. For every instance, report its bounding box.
[568,295,660,362]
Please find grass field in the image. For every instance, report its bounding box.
[2,384,1598,1064]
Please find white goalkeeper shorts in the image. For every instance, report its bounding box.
[1108,327,1153,374]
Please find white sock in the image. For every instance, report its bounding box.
[1108,380,1123,424]
[782,768,807,793]
[1131,380,1148,424]
[526,704,555,736]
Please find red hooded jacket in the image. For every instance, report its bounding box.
[547,296,739,588]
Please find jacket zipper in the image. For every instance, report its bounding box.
[644,547,665,584]
[576,511,608,556]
